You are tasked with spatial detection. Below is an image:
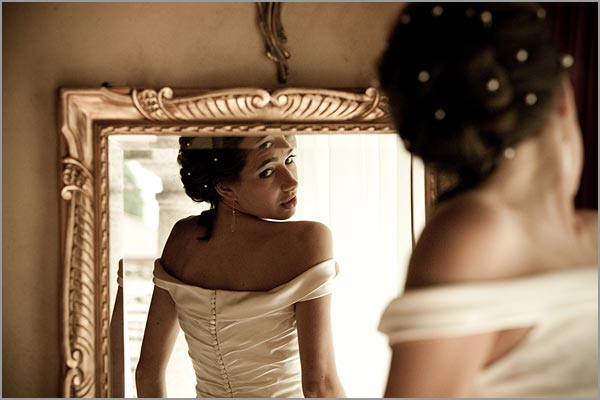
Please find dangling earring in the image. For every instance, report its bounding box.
[231,200,237,233]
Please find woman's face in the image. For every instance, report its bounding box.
[229,135,298,220]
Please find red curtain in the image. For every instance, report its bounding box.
[545,2,598,210]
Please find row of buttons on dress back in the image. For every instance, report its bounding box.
[210,290,234,397]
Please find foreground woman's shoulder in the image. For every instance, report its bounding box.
[407,196,520,287]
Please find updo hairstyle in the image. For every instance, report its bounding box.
[379,3,569,198]
[178,136,247,239]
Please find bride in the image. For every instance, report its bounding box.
[135,134,346,398]
[377,3,597,397]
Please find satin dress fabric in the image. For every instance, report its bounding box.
[379,266,598,398]
[153,258,339,398]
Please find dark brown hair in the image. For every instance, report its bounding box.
[379,3,567,198]
[178,136,247,239]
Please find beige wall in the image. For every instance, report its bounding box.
[2,2,404,397]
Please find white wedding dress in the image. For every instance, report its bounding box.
[153,258,339,398]
[379,266,598,398]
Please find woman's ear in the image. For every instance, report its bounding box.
[215,181,237,202]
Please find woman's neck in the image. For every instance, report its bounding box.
[480,129,578,233]
[211,201,264,237]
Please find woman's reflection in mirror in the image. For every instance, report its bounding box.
[135,134,346,397]
[378,2,597,398]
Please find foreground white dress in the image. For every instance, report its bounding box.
[153,258,339,398]
[379,266,598,398]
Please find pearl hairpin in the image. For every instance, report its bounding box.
[213,157,219,162]
[561,54,574,68]
[536,8,546,20]
[432,5,443,17]
[434,109,446,121]
[516,49,529,62]
[400,14,411,24]
[504,147,516,159]
[465,8,475,17]
[418,70,430,83]
[524,93,537,106]
[481,10,492,25]
[486,78,500,92]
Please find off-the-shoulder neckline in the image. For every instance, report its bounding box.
[154,258,338,294]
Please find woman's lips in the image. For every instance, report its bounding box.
[281,196,297,209]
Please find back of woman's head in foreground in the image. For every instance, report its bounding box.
[379,3,571,197]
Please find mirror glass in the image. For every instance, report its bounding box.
[108,132,422,397]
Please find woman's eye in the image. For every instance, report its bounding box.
[259,141,274,149]
[285,154,296,165]
[259,168,274,178]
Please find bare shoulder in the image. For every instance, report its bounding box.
[272,220,334,273]
[274,220,332,244]
[294,220,333,239]
[160,215,200,265]
[406,195,520,287]
[165,215,199,241]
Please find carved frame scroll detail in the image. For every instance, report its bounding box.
[256,2,290,83]
[131,87,389,122]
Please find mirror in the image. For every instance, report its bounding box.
[59,87,430,397]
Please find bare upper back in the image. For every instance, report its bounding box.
[161,216,333,291]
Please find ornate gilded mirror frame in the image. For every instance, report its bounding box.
[59,86,427,397]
